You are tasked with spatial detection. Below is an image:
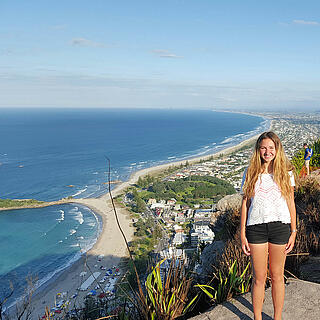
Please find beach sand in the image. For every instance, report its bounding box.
[28,195,134,319]
[26,126,271,319]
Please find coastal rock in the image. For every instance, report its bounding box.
[190,278,320,320]
[300,255,320,283]
[198,240,225,277]
[216,193,242,212]
[210,193,242,226]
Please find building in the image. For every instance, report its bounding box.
[191,219,215,246]
[190,232,199,247]
[172,232,186,246]
[147,198,157,205]
[167,198,177,206]
[159,247,186,260]
[174,212,185,223]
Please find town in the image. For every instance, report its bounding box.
[123,112,320,274]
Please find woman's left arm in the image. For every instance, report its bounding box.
[285,186,297,254]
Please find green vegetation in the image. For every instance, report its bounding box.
[286,177,320,277]
[143,259,197,319]
[144,175,235,204]
[0,198,44,208]
[137,174,158,189]
[196,260,251,303]
[126,216,163,288]
[127,188,147,213]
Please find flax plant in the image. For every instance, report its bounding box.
[195,260,251,304]
[144,259,197,320]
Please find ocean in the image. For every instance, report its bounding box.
[0,108,269,306]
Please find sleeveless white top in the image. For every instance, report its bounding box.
[240,170,295,226]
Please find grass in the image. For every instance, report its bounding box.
[0,198,44,208]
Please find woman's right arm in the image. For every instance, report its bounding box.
[240,196,251,256]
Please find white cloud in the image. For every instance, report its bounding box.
[160,54,183,58]
[71,38,106,48]
[152,49,169,54]
[151,49,183,58]
[293,19,320,26]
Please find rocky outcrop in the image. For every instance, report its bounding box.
[300,255,320,283]
[198,240,225,277]
[197,193,242,278]
[210,193,241,229]
[190,278,320,320]
[216,193,242,212]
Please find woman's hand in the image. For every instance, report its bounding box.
[241,234,251,256]
[285,232,296,254]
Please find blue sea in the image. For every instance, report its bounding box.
[0,108,269,307]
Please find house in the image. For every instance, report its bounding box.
[147,198,157,205]
[150,203,166,210]
[159,247,185,260]
[174,213,185,223]
[191,219,215,246]
[172,232,186,246]
[167,198,177,206]
[194,219,212,233]
[198,230,215,244]
[173,224,184,232]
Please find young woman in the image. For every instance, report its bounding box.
[240,131,297,320]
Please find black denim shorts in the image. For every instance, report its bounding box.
[246,222,291,245]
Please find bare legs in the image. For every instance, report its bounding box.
[269,243,287,320]
[250,243,268,320]
[305,160,310,175]
[249,243,287,320]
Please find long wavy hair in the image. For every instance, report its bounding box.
[242,131,294,200]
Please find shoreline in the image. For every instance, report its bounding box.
[26,195,134,318]
[107,122,272,198]
[9,118,273,318]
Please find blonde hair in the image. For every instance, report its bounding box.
[242,131,294,200]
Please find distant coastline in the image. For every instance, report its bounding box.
[0,114,272,211]
[108,119,273,198]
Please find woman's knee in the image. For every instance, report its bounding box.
[269,271,284,284]
[252,273,267,286]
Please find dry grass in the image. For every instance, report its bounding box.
[285,177,320,276]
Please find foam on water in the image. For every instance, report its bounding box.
[56,210,65,222]
[69,229,77,235]
[72,186,88,197]
[71,209,84,225]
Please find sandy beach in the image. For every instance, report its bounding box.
[24,124,271,319]
[27,194,134,319]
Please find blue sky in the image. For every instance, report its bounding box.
[0,0,319,110]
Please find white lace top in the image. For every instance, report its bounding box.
[240,170,295,226]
